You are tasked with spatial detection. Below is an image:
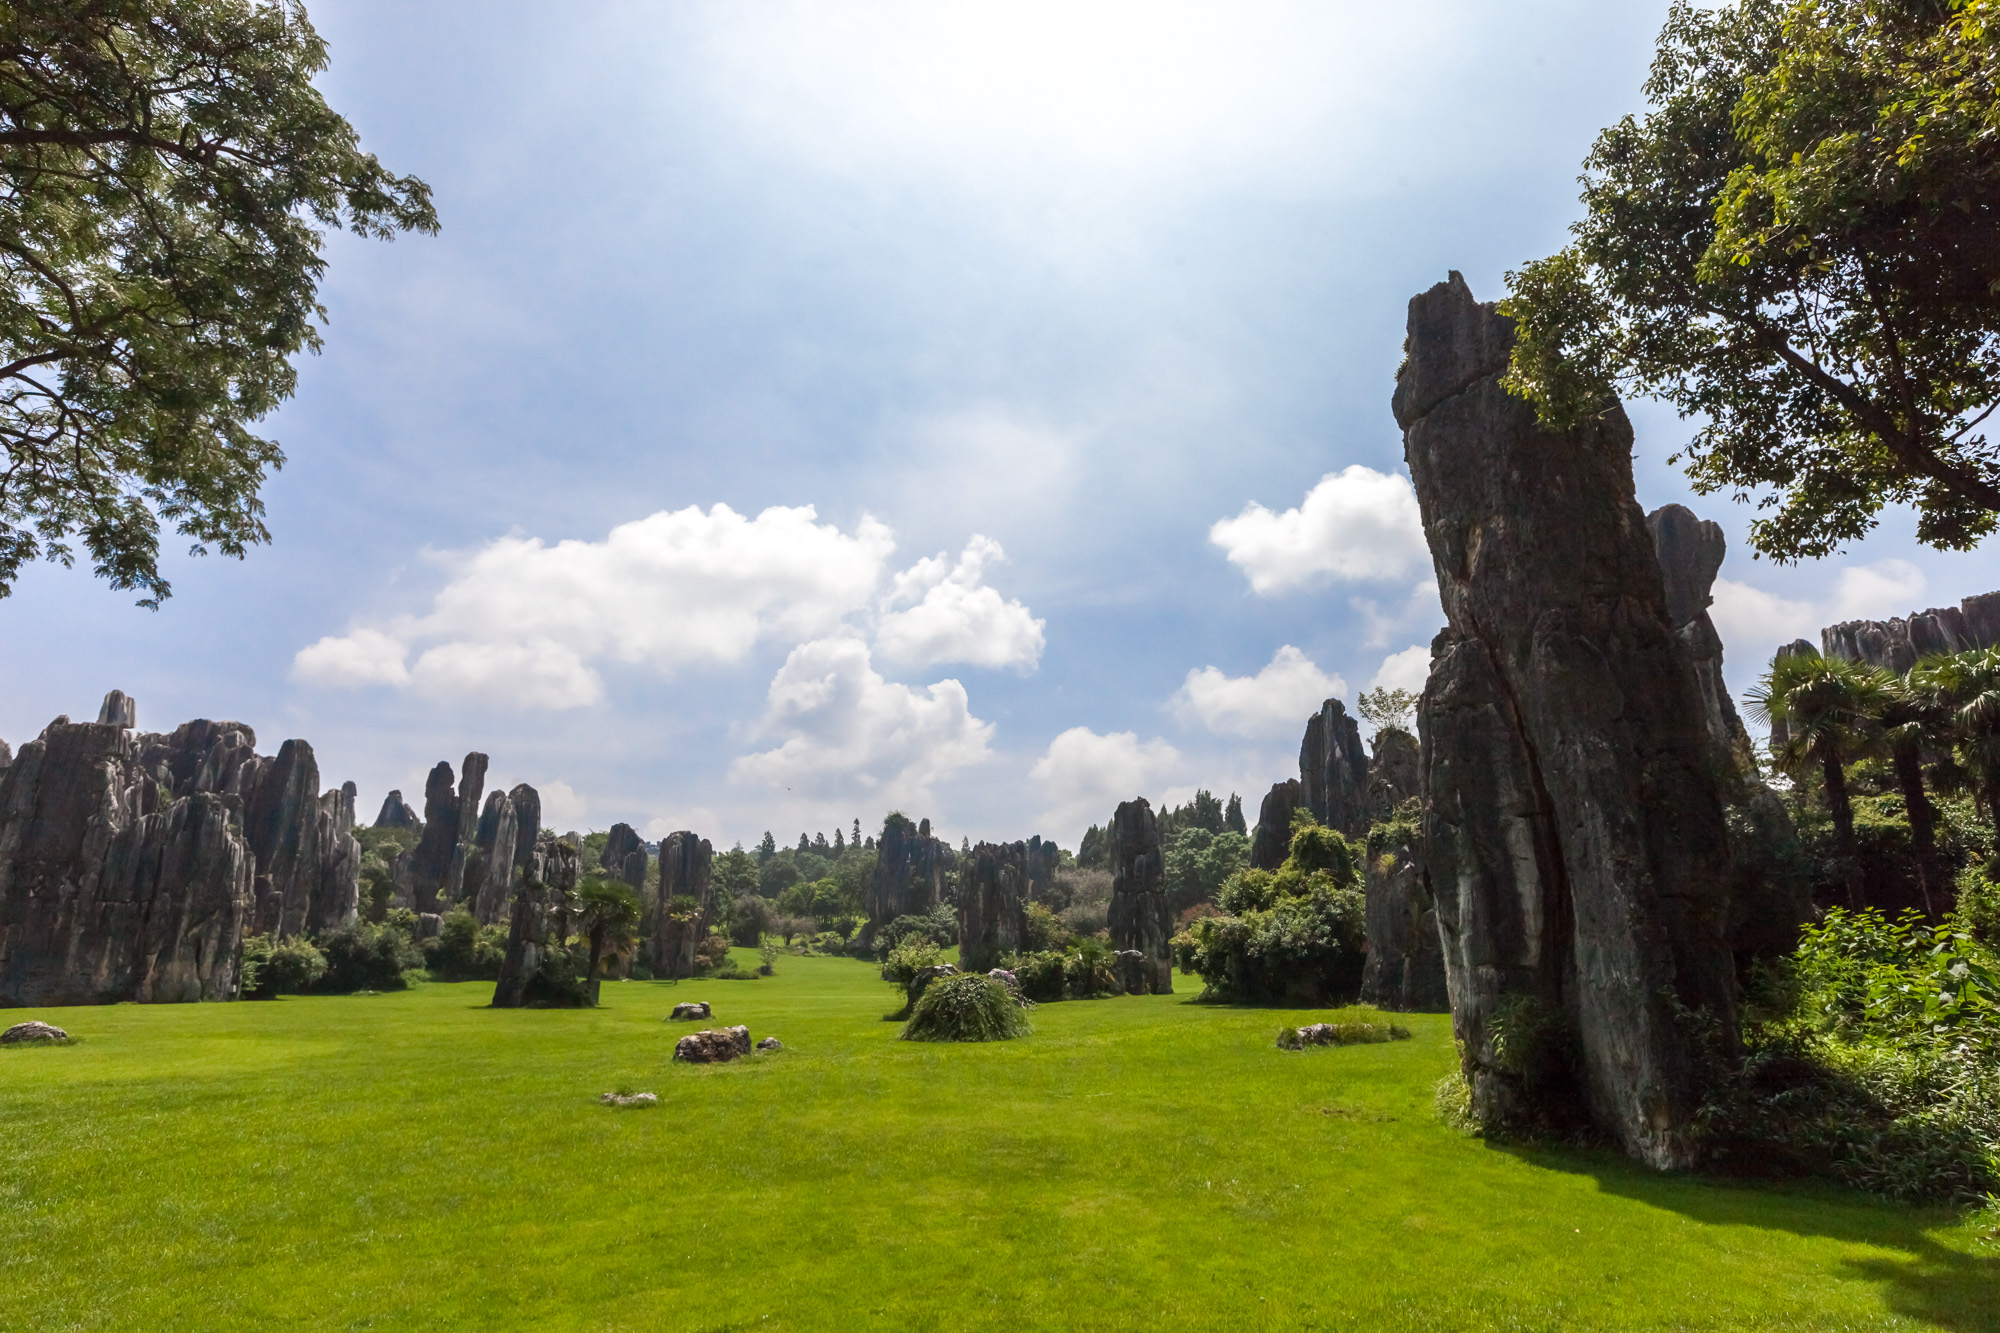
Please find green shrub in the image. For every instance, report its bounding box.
[313,919,423,994]
[1012,950,1068,1002]
[900,973,1031,1042]
[1064,936,1116,998]
[1172,880,1366,1004]
[423,909,507,982]
[1021,901,1069,953]
[238,933,328,998]
[1697,906,2000,1202]
[693,931,733,973]
[1958,866,2000,948]
[1277,1008,1413,1048]
[882,936,945,997]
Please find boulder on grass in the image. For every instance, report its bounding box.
[757,1036,782,1051]
[673,1025,751,1063]
[1112,949,1152,995]
[1,1021,70,1044]
[599,1091,657,1107]
[670,1001,711,1021]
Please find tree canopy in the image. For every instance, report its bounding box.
[0,0,436,604]
[1502,0,2000,561]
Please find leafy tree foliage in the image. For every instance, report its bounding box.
[0,0,436,602]
[1174,814,1366,1003]
[1162,825,1249,913]
[1503,0,2000,560]
[1358,686,1418,735]
[712,846,758,900]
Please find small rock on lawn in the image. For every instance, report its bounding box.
[674,1026,751,1063]
[670,1001,712,1021]
[1,1021,69,1045]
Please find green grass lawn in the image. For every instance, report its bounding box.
[3,949,1996,1332]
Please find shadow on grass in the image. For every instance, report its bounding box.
[1494,1141,2000,1331]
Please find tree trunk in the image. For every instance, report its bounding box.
[1891,741,1941,919]
[1823,750,1864,909]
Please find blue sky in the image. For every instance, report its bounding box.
[7,0,1999,850]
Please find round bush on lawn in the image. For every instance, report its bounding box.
[900,974,1030,1042]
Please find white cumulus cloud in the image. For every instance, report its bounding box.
[1029,726,1181,841]
[1173,645,1342,737]
[1369,644,1432,697]
[1210,465,1428,594]
[876,535,1046,670]
[293,627,412,689]
[731,637,994,803]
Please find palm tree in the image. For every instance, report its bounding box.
[1911,646,2000,841]
[1747,649,1894,907]
[1881,668,1952,919]
[574,877,642,1006]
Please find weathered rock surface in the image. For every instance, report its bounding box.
[600,1091,657,1107]
[868,816,946,935]
[491,831,578,1008]
[1358,850,1447,1013]
[0,740,11,773]
[1111,948,1153,996]
[1822,589,2000,672]
[1399,272,1737,1170]
[1,1020,68,1043]
[1647,503,1812,960]
[1249,780,1302,871]
[0,720,252,1005]
[96,690,136,729]
[602,822,648,894]
[507,784,542,871]
[654,831,714,980]
[670,1001,711,1020]
[372,789,421,829]
[673,1025,751,1063]
[312,781,361,937]
[470,789,520,926]
[756,1036,782,1051]
[1301,699,1371,837]
[398,754,487,913]
[1106,799,1173,994]
[1366,729,1420,823]
[0,1016,69,1040]
[958,841,1042,972]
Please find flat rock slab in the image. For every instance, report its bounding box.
[669,1001,712,1020]
[674,1026,751,1063]
[1,1021,70,1044]
[599,1091,657,1107]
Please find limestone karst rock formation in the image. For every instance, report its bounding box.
[1398,272,1737,1170]
[96,690,137,728]
[601,822,648,893]
[372,790,421,829]
[470,789,521,926]
[1646,504,1812,957]
[0,740,11,771]
[1105,799,1173,994]
[0,717,253,1005]
[1358,847,1448,1013]
[492,830,579,1007]
[957,840,1043,972]
[1358,727,1446,1013]
[1249,780,1301,871]
[867,816,946,937]
[507,784,542,874]
[1365,729,1420,823]
[1300,700,1371,837]
[1822,589,2000,672]
[397,754,487,913]
[654,830,713,980]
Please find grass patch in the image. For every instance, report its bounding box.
[0,948,1994,1330]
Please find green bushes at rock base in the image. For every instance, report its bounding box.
[900,974,1031,1042]
[238,934,328,998]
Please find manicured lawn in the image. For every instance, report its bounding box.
[2,949,1995,1331]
